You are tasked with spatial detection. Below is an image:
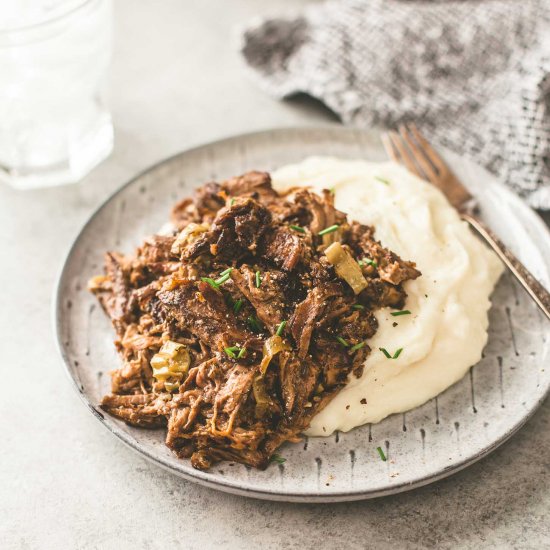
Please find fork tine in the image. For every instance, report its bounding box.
[406,123,448,173]
[385,131,422,178]
[381,133,399,163]
[397,124,439,183]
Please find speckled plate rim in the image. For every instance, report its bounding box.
[53,125,550,502]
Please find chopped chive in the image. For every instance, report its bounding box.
[247,315,262,332]
[233,299,243,314]
[391,310,411,317]
[270,453,286,464]
[379,347,403,359]
[376,446,387,461]
[352,304,365,310]
[375,176,390,185]
[359,258,378,268]
[230,198,235,206]
[255,270,262,288]
[214,273,231,285]
[393,347,403,359]
[219,267,233,277]
[224,347,236,358]
[201,277,220,290]
[318,224,339,236]
[237,346,247,359]
[289,224,306,233]
[350,341,366,352]
[275,320,287,336]
[336,336,349,347]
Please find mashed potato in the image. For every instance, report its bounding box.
[271,157,504,435]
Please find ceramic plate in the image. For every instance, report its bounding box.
[55,127,550,502]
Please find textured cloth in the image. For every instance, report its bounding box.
[240,0,550,209]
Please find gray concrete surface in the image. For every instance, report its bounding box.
[1,2,548,549]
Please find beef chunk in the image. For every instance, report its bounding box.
[101,393,169,427]
[346,220,421,285]
[157,280,262,352]
[260,225,309,272]
[181,197,272,262]
[289,284,341,359]
[293,188,346,234]
[222,171,278,204]
[88,252,135,336]
[171,182,226,228]
[231,266,287,330]
[194,182,226,220]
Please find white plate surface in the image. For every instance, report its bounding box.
[55,127,550,502]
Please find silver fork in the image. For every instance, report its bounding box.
[382,123,550,321]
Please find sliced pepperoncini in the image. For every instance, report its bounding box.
[259,335,291,375]
[325,242,368,294]
[150,340,190,392]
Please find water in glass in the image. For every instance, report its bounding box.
[0,0,113,188]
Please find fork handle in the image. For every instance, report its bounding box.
[462,213,550,320]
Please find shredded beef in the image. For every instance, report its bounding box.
[89,170,420,470]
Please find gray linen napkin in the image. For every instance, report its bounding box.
[240,0,550,209]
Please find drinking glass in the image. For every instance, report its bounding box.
[0,0,113,189]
